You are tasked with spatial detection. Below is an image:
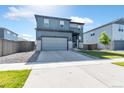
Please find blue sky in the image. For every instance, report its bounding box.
[0,5,124,41]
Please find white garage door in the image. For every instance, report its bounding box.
[42,37,67,51]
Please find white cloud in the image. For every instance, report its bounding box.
[4,6,94,25]
[70,16,93,24]
[22,34,32,37]
[19,34,34,41]
[4,6,57,21]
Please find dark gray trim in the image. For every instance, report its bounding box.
[70,22,84,25]
[35,15,71,21]
[41,36,68,51]
[36,28,73,33]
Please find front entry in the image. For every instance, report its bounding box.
[72,35,79,48]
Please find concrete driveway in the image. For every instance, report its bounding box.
[24,63,124,88]
[37,51,93,63]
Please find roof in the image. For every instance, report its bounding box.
[35,14,85,24]
[84,18,124,34]
[70,21,84,25]
[35,15,71,21]
[0,27,18,35]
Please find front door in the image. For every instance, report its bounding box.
[73,35,78,48]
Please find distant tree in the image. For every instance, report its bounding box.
[99,32,111,49]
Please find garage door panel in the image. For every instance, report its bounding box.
[42,37,67,51]
[114,40,124,50]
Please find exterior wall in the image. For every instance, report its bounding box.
[35,16,70,31]
[0,29,4,39]
[70,23,84,42]
[112,24,124,40]
[4,29,18,41]
[84,24,113,50]
[79,42,83,48]
[111,24,124,50]
[36,31,72,41]
[35,15,84,50]
[68,41,73,50]
[36,31,72,51]
[36,40,41,51]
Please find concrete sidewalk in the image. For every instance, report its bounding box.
[0,58,124,71]
[0,58,124,88]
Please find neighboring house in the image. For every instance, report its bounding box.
[35,15,84,51]
[84,18,124,50]
[0,27,18,41]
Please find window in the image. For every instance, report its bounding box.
[60,20,64,27]
[7,31,10,34]
[79,36,81,40]
[70,23,77,28]
[119,25,124,32]
[13,34,17,37]
[44,19,49,25]
[78,25,81,30]
[119,29,123,32]
[91,33,95,36]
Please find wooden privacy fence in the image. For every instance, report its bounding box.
[0,39,35,57]
[83,44,97,50]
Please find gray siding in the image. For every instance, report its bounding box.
[35,15,84,43]
[36,31,72,41]
[4,30,18,41]
[35,16,70,31]
[0,29,4,39]
[0,28,18,41]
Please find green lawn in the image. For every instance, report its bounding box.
[0,69,31,88]
[80,50,124,59]
[112,62,124,67]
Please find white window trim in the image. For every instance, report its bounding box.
[60,20,64,26]
[78,25,81,29]
[7,31,10,34]
[44,19,49,25]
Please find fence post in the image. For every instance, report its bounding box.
[2,39,3,56]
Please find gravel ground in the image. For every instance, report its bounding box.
[0,51,39,64]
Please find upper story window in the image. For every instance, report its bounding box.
[60,20,64,27]
[70,23,77,28]
[119,25,124,32]
[91,33,95,36]
[78,25,81,30]
[119,29,123,32]
[79,36,81,40]
[44,18,49,25]
[7,31,10,35]
[13,34,17,37]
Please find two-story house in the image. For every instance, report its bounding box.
[35,15,84,51]
[84,18,124,50]
[0,27,18,41]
